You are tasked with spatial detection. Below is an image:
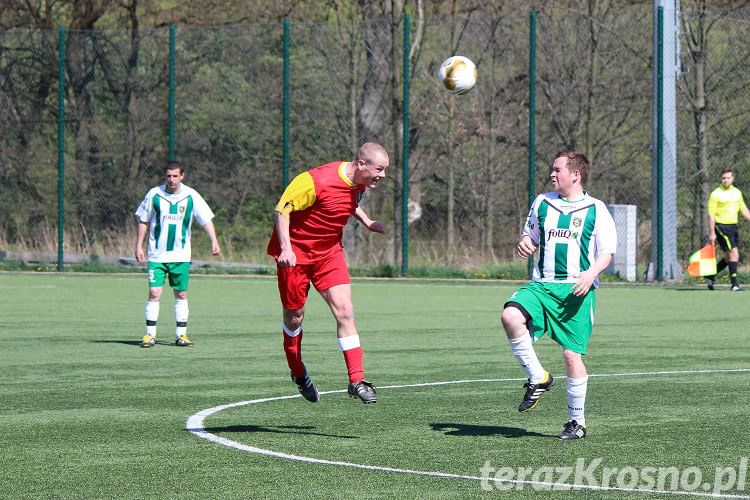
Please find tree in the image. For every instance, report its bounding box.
[679,0,750,252]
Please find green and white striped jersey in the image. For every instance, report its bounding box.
[523,191,617,287]
[135,184,214,263]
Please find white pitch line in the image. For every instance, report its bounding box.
[186,368,750,499]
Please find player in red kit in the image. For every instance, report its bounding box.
[267,142,389,404]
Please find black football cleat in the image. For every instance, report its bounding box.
[558,420,587,440]
[291,371,319,403]
[175,335,195,347]
[518,371,554,412]
[347,380,377,404]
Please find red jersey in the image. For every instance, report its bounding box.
[267,161,365,264]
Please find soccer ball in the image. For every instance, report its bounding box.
[438,56,477,95]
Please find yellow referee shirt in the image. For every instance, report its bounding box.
[708,185,747,224]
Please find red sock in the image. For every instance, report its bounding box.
[342,346,364,383]
[283,331,305,378]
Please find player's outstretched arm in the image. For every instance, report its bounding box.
[354,207,385,234]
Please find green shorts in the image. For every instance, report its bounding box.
[147,262,190,290]
[504,281,596,354]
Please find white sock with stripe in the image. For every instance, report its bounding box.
[145,301,159,337]
[174,299,189,338]
[508,336,546,383]
[566,376,588,425]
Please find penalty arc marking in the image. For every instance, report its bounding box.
[186,369,750,499]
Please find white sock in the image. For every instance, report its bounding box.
[175,299,189,338]
[337,334,360,351]
[508,336,546,383]
[566,376,588,425]
[145,301,159,336]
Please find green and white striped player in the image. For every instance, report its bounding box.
[134,161,221,348]
[501,151,616,440]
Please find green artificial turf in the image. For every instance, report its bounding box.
[1,273,748,499]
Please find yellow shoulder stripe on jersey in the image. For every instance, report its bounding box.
[275,171,316,216]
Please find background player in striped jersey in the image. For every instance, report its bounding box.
[500,151,617,440]
[705,167,750,291]
[267,143,388,404]
[134,161,221,348]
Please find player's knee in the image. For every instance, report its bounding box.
[332,303,355,324]
[284,308,304,329]
[501,306,524,330]
[562,349,584,368]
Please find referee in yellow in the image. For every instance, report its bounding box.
[707,167,750,291]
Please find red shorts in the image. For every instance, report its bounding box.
[276,250,350,310]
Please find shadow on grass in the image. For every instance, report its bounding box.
[92,339,175,347]
[430,422,554,439]
[672,287,718,292]
[196,424,358,439]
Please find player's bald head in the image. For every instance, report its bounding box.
[355,142,389,166]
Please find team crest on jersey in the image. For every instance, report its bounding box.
[179,206,185,213]
[572,217,582,228]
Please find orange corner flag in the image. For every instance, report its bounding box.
[687,244,717,277]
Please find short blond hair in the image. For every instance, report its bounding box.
[355,142,388,166]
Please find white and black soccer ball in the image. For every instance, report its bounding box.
[437,56,477,95]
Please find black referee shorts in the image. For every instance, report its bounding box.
[715,223,740,252]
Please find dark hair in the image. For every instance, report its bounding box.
[555,151,590,186]
[164,161,184,174]
[720,167,733,176]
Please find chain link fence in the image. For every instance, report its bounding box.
[1,6,749,273]
[677,6,750,263]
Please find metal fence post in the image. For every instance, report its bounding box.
[656,6,664,278]
[169,25,176,162]
[57,27,65,272]
[527,11,537,279]
[401,13,410,277]
[283,19,290,189]
[648,1,682,281]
